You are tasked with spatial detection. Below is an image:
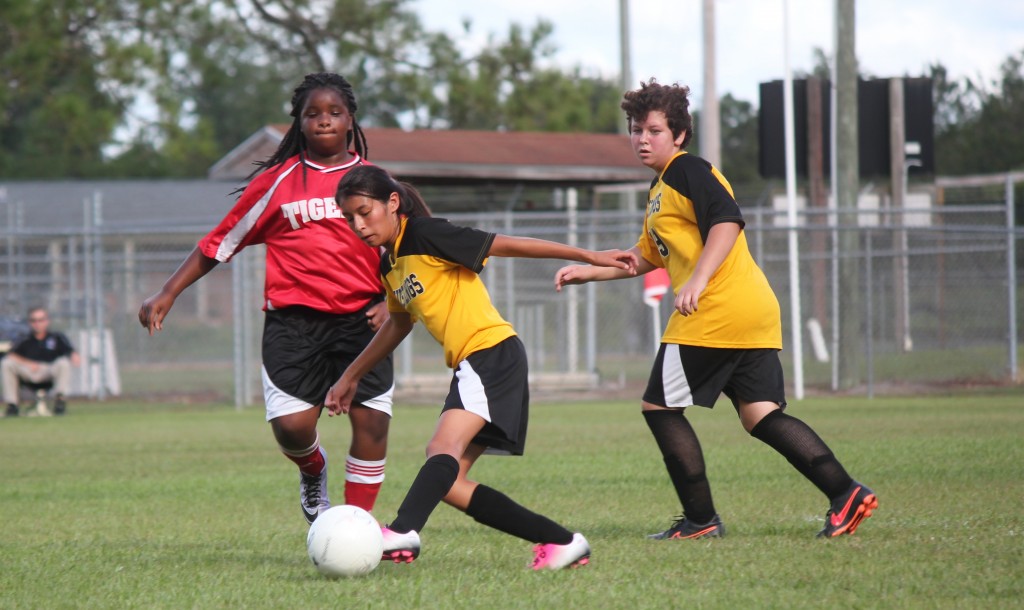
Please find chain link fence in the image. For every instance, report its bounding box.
[1,176,1020,405]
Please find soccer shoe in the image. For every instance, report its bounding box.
[647,514,725,540]
[531,533,591,570]
[380,526,421,564]
[818,482,878,538]
[53,397,66,416]
[299,448,330,525]
[5,403,19,417]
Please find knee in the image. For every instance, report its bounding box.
[269,410,319,447]
[739,402,781,434]
[350,407,390,443]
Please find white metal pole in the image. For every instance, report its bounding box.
[1007,174,1018,382]
[829,2,841,392]
[782,0,805,399]
[567,188,579,373]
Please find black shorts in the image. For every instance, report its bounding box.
[443,336,529,456]
[642,344,787,410]
[261,304,393,415]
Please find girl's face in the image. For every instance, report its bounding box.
[299,88,354,165]
[341,193,401,250]
[630,110,686,173]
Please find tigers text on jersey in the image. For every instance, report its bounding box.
[636,151,782,349]
[382,216,516,368]
[198,154,383,314]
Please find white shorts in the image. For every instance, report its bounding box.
[262,365,394,422]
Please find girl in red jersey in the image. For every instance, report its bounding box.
[139,73,394,524]
[325,165,638,570]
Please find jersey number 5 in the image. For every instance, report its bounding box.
[649,228,669,258]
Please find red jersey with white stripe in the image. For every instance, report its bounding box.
[198,154,382,314]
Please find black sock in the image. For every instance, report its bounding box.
[643,410,717,524]
[390,454,460,534]
[465,484,573,545]
[749,410,854,500]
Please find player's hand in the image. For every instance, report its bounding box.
[324,374,359,416]
[365,301,389,332]
[674,279,706,317]
[590,249,638,274]
[554,264,595,291]
[138,291,175,336]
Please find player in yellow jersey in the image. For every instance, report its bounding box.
[555,79,876,539]
[325,164,638,569]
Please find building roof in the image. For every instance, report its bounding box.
[1,127,652,230]
[209,126,650,185]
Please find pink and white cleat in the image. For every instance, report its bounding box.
[381,526,421,563]
[531,533,591,570]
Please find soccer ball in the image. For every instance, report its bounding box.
[306,505,384,578]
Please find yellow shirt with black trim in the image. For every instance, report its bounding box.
[382,216,516,368]
[636,151,782,349]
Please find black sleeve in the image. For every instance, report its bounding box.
[406,217,496,273]
[662,154,745,244]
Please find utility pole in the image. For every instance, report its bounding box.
[619,0,632,135]
[700,0,721,167]
[835,0,862,389]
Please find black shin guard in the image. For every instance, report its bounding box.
[390,454,460,533]
[643,410,717,524]
[749,410,853,500]
[466,484,573,545]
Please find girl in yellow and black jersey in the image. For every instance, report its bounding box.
[324,164,638,570]
[556,78,877,540]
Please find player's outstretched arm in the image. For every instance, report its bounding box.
[138,247,219,336]
[325,311,413,416]
[555,247,656,292]
[488,235,638,274]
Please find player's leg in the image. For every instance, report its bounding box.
[732,349,877,536]
[446,447,588,570]
[641,344,727,540]
[344,406,389,512]
[451,337,588,569]
[341,357,393,512]
[333,301,395,513]
[380,408,485,563]
[266,395,328,525]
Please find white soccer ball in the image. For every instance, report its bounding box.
[306,505,384,578]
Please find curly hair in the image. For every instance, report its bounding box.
[620,78,694,149]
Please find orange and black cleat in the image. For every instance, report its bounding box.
[817,482,878,538]
[647,514,725,540]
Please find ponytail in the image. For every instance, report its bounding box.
[336,165,432,218]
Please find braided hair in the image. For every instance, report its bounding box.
[336,165,432,218]
[243,72,369,184]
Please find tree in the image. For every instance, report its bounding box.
[0,1,134,177]
[0,1,654,178]
[933,49,1024,175]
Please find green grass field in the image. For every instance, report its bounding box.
[2,392,1022,609]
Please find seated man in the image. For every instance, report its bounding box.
[2,307,80,417]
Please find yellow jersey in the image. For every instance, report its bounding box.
[382,216,517,368]
[636,152,782,349]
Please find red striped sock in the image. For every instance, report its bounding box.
[344,456,386,512]
[282,442,325,476]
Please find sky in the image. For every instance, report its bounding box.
[415,0,1024,106]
